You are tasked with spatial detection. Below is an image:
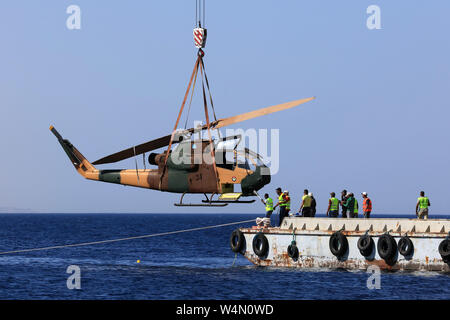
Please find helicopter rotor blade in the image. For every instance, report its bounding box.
[92,126,204,165]
[92,97,314,165]
[92,134,173,165]
[213,97,315,129]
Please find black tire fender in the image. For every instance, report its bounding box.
[438,239,450,261]
[252,233,269,258]
[398,236,414,257]
[287,241,299,259]
[357,234,374,257]
[329,231,348,257]
[230,229,245,253]
[377,234,397,261]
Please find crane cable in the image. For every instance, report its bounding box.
[196,0,206,27]
[0,219,254,255]
[162,0,211,183]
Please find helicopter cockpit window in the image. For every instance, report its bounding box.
[204,136,264,171]
[235,153,250,170]
[235,150,263,171]
[253,155,264,167]
[215,138,239,170]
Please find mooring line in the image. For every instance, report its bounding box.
[0,219,254,255]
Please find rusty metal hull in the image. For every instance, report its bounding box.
[238,217,450,272]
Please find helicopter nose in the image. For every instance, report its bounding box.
[241,165,271,196]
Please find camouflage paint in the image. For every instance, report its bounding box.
[99,170,121,184]
[51,126,270,196]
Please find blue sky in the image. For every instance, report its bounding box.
[1,1,449,214]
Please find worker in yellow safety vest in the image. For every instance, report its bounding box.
[283,190,291,216]
[261,193,274,218]
[353,196,359,218]
[273,187,288,226]
[416,191,431,220]
[327,192,340,218]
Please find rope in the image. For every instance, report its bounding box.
[199,59,220,192]
[161,56,201,187]
[183,57,200,129]
[231,252,237,267]
[133,146,140,185]
[143,152,146,170]
[200,58,218,123]
[0,219,254,255]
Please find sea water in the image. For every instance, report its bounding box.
[0,213,448,299]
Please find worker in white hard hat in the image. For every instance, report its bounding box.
[361,192,372,218]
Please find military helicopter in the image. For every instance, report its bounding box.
[50,4,315,206]
[50,95,314,207]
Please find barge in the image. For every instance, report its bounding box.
[230,217,450,271]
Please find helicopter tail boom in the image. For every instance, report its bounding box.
[50,125,166,189]
[50,125,98,180]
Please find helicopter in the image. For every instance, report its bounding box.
[51,5,315,206]
[50,96,314,207]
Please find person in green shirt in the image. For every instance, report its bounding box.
[345,193,358,218]
[416,191,430,220]
[261,193,274,218]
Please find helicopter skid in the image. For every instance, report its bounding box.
[174,203,228,207]
[174,192,229,207]
[201,200,256,204]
